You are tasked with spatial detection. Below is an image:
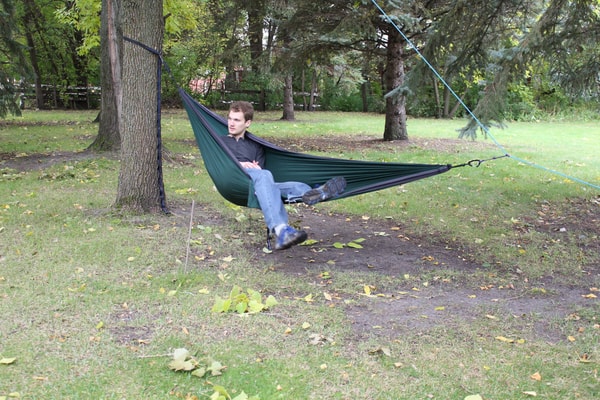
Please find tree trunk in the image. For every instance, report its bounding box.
[246,0,265,73]
[21,0,45,109]
[383,28,408,141]
[309,69,318,111]
[433,75,442,119]
[281,74,295,120]
[115,0,164,213]
[88,0,122,152]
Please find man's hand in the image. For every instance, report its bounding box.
[240,161,261,169]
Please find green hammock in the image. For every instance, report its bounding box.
[180,88,452,209]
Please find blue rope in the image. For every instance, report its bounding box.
[370,0,600,191]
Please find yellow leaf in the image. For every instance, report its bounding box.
[530,372,542,381]
[485,314,498,320]
[582,293,597,299]
[284,327,292,334]
[434,306,445,311]
[96,321,104,330]
[323,292,332,301]
[495,336,514,343]
[464,395,483,400]
[522,391,537,397]
[0,357,16,365]
[303,293,313,302]
[302,322,311,330]
[364,285,371,296]
[567,335,576,342]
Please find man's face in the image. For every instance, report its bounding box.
[228,110,251,138]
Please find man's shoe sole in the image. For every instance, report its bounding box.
[302,177,347,205]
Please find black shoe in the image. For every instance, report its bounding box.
[274,225,308,250]
[302,176,347,205]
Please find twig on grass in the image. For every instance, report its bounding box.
[184,200,195,272]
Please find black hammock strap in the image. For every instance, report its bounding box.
[124,36,169,213]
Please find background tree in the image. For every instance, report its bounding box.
[20,0,98,110]
[88,0,121,152]
[0,0,30,117]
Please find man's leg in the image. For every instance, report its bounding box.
[276,181,311,203]
[245,169,288,230]
[246,169,307,250]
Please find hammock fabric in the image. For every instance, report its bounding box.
[180,88,452,209]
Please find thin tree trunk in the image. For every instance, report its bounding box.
[309,69,318,111]
[88,0,121,152]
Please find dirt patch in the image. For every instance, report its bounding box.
[0,150,118,172]
[3,148,598,344]
[258,205,598,342]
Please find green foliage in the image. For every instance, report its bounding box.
[211,285,278,314]
[168,348,260,399]
[0,0,30,118]
[168,348,226,376]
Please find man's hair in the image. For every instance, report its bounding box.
[229,101,254,122]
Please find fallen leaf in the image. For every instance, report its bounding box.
[522,391,537,397]
[369,346,391,357]
[464,395,483,400]
[530,372,542,381]
[0,357,16,365]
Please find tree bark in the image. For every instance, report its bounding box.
[383,28,408,141]
[115,0,164,213]
[281,74,295,120]
[88,0,122,152]
[246,0,265,73]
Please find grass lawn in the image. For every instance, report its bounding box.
[0,108,598,399]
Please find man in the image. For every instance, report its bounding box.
[223,100,346,250]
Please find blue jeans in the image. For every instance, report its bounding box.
[245,168,311,230]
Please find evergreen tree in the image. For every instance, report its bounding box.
[0,0,30,117]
